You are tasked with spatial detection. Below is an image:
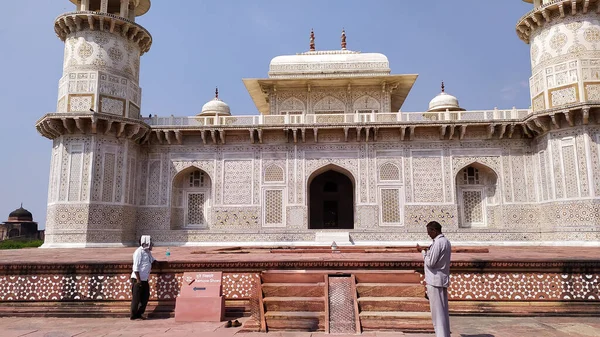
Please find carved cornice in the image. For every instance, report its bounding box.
[36,112,150,143]
[516,0,600,43]
[54,11,152,54]
[0,259,598,274]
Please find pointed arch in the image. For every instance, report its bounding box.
[313,96,345,113]
[307,164,355,230]
[353,94,380,113]
[279,97,305,114]
[454,162,499,228]
[170,166,212,229]
[264,164,285,183]
[379,162,401,181]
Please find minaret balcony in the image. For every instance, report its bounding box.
[54,11,152,54]
[516,0,600,43]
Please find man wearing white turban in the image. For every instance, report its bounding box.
[130,235,156,320]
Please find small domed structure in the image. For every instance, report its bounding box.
[427,82,465,112]
[8,206,33,222]
[198,88,231,117]
[2,204,42,241]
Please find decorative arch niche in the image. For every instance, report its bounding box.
[313,96,346,114]
[279,97,305,115]
[353,95,380,113]
[170,166,212,229]
[307,164,355,230]
[455,162,499,228]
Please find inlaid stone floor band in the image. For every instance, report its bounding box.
[328,275,356,334]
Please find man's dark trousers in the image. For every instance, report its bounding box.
[130,278,150,319]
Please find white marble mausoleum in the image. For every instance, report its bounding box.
[37,0,600,247]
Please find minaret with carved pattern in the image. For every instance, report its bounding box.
[518,0,600,112]
[36,0,153,247]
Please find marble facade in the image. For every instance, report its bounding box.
[37,0,600,247]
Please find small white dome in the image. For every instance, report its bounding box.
[427,83,464,112]
[198,88,231,116]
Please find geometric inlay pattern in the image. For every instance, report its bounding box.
[551,86,577,107]
[412,156,444,203]
[101,153,116,202]
[449,273,600,300]
[69,95,93,112]
[187,193,205,227]
[328,276,356,334]
[379,162,400,181]
[264,189,283,225]
[264,164,284,183]
[381,188,401,224]
[223,160,252,205]
[0,273,258,301]
[68,148,83,202]
[462,190,484,225]
[100,96,124,115]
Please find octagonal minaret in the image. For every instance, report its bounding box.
[54,0,151,117]
[37,0,153,247]
[517,0,600,112]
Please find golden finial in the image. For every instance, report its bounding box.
[441,81,445,93]
[310,28,315,51]
[341,28,347,50]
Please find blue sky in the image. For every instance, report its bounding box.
[0,1,533,229]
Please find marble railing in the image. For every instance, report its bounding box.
[143,108,531,127]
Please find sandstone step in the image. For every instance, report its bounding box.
[265,311,325,332]
[356,283,426,297]
[359,311,433,332]
[354,271,421,284]
[357,296,430,312]
[261,282,325,297]
[261,272,326,284]
[263,297,325,312]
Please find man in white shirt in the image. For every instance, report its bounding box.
[130,235,156,320]
[417,221,451,337]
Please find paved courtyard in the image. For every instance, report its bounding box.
[0,316,599,337]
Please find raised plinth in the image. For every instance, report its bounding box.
[54,11,152,54]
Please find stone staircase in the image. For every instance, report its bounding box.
[355,271,433,333]
[255,270,433,333]
[260,271,327,332]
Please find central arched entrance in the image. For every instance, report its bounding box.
[308,167,354,230]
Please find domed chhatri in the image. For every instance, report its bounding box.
[1,204,41,241]
[198,88,231,117]
[427,82,465,112]
[8,205,33,222]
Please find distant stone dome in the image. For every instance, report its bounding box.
[427,83,465,112]
[198,88,231,117]
[8,206,33,222]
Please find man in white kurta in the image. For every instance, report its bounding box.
[419,221,451,337]
[130,235,156,320]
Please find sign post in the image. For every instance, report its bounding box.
[174,271,225,322]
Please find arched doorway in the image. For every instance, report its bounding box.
[455,163,498,228]
[308,168,355,230]
[170,167,212,229]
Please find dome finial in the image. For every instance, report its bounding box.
[20,202,23,208]
[441,81,445,93]
[215,87,219,99]
[341,28,347,50]
[309,28,315,51]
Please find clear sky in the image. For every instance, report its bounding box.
[0,1,533,229]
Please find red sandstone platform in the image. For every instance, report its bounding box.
[0,246,598,267]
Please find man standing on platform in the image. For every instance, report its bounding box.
[417,221,451,337]
[131,235,156,320]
